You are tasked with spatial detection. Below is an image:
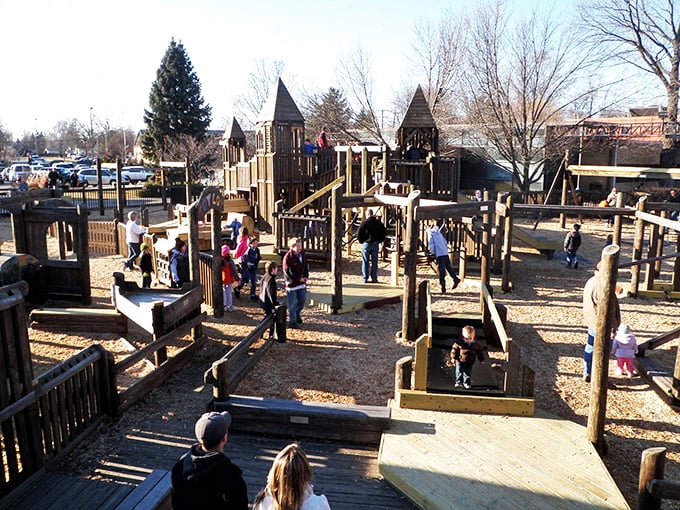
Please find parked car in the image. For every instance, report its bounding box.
[122,166,155,183]
[110,170,131,185]
[77,168,130,186]
[7,164,33,182]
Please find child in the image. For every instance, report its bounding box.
[259,261,279,340]
[612,323,638,378]
[221,245,240,312]
[563,223,582,269]
[237,237,261,300]
[448,325,485,389]
[139,243,153,288]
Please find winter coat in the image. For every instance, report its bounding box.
[564,231,582,252]
[222,256,238,285]
[283,249,309,289]
[612,333,638,359]
[450,338,485,365]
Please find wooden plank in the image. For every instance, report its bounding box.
[396,389,534,416]
[637,326,680,352]
[287,175,345,214]
[114,469,171,510]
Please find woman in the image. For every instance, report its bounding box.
[253,443,330,510]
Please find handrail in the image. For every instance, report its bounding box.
[482,284,510,353]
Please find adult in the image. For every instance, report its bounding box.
[47,168,60,188]
[317,127,330,149]
[69,169,79,188]
[283,237,309,329]
[171,411,248,510]
[668,189,680,222]
[123,211,147,271]
[170,238,190,288]
[356,209,386,283]
[428,223,460,293]
[582,262,621,382]
[404,144,421,161]
[253,443,331,510]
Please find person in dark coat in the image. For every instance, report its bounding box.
[171,411,248,510]
[447,325,485,389]
[356,209,386,283]
[259,261,280,340]
[282,238,309,329]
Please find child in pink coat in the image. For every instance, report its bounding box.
[612,324,638,378]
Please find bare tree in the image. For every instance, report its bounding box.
[234,59,285,129]
[335,47,388,145]
[163,133,220,182]
[462,0,598,199]
[410,12,467,123]
[581,0,680,141]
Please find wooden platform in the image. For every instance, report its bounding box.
[307,281,402,314]
[2,416,415,510]
[512,225,560,259]
[379,404,630,510]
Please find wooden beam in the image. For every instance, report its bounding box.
[287,175,345,214]
[638,327,680,353]
[395,389,534,416]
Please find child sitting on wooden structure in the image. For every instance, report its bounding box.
[447,325,485,389]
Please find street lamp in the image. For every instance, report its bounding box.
[89,107,94,157]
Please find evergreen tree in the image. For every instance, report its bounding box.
[142,39,211,162]
[304,87,353,143]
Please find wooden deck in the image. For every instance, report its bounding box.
[379,404,630,510]
[1,416,415,510]
[308,281,402,314]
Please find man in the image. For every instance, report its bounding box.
[171,411,248,510]
[124,211,146,270]
[282,237,309,329]
[428,223,460,293]
[582,262,621,382]
[356,209,386,283]
[563,223,582,269]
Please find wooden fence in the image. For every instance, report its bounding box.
[273,212,332,261]
[0,343,115,498]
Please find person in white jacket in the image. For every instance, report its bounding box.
[253,443,331,510]
[611,323,638,378]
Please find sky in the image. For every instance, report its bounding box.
[0,0,662,140]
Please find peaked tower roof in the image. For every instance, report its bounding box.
[257,78,304,123]
[400,85,436,128]
[227,117,245,139]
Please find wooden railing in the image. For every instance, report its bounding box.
[198,251,215,309]
[273,212,331,261]
[0,344,115,497]
[638,447,680,509]
[204,306,287,400]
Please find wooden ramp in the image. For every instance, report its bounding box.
[308,281,402,314]
[379,405,630,510]
[512,225,560,259]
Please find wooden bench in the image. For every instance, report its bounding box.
[213,395,391,446]
[29,307,127,334]
[114,469,172,510]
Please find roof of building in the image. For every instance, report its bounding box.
[400,85,436,129]
[256,78,304,124]
[225,118,245,140]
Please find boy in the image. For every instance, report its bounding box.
[563,223,582,269]
[139,243,153,288]
[237,237,261,299]
[448,325,485,389]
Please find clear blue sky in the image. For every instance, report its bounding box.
[0,0,649,139]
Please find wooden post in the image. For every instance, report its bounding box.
[390,251,399,286]
[188,207,200,285]
[674,233,680,292]
[459,245,467,281]
[480,191,491,312]
[504,340,520,396]
[613,191,623,246]
[638,447,666,510]
[630,197,647,297]
[416,280,428,337]
[331,183,344,312]
[401,190,421,341]
[654,211,667,277]
[116,158,124,222]
[184,158,191,207]
[491,193,503,274]
[346,147,353,194]
[645,212,660,291]
[150,301,168,366]
[673,338,680,400]
[274,304,287,343]
[212,358,230,401]
[502,194,514,292]
[212,207,224,318]
[361,147,369,194]
[395,356,413,395]
[560,168,568,229]
[521,366,535,397]
[587,244,620,454]
[161,167,167,208]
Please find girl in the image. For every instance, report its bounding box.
[612,324,638,377]
[259,261,279,340]
[221,245,240,312]
[253,443,331,510]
